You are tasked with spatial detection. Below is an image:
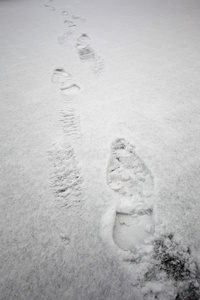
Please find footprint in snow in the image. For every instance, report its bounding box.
[76,33,104,74]
[44,4,56,11]
[105,138,155,252]
[61,11,77,28]
[64,20,77,28]
[49,142,84,208]
[107,138,154,198]
[102,138,200,299]
[76,34,94,61]
[72,14,86,22]
[51,68,80,94]
[62,11,69,16]
[57,31,73,45]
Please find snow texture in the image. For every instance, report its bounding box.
[1,0,200,299]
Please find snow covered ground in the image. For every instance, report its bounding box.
[1,0,200,299]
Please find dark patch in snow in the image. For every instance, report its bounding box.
[153,234,192,281]
[143,234,200,299]
[176,281,200,300]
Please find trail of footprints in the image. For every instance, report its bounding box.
[106,138,200,300]
[47,3,104,74]
[44,2,200,298]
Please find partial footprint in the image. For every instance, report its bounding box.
[114,210,154,251]
[90,55,104,75]
[76,33,104,74]
[77,33,91,45]
[64,20,77,28]
[72,15,86,22]
[107,138,154,198]
[62,11,69,16]
[51,68,80,94]
[57,31,73,45]
[49,142,84,208]
[44,4,55,11]
[77,46,95,61]
[60,84,81,95]
[76,34,95,61]
[60,109,81,139]
[72,14,81,20]
[51,68,72,85]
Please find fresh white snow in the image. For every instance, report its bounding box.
[1,0,200,299]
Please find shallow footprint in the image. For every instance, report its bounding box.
[76,44,94,61]
[76,34,94,61]
[51,68,80,94]
[77,33,91,46]
[107,138,154,198]
[57,31,72,45]
[64,20,77,28]
[44,4,55,11]
[51,68,72,86]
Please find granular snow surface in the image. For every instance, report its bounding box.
[1,0,200,299]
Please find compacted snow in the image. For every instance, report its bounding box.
[1,0,200,299]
